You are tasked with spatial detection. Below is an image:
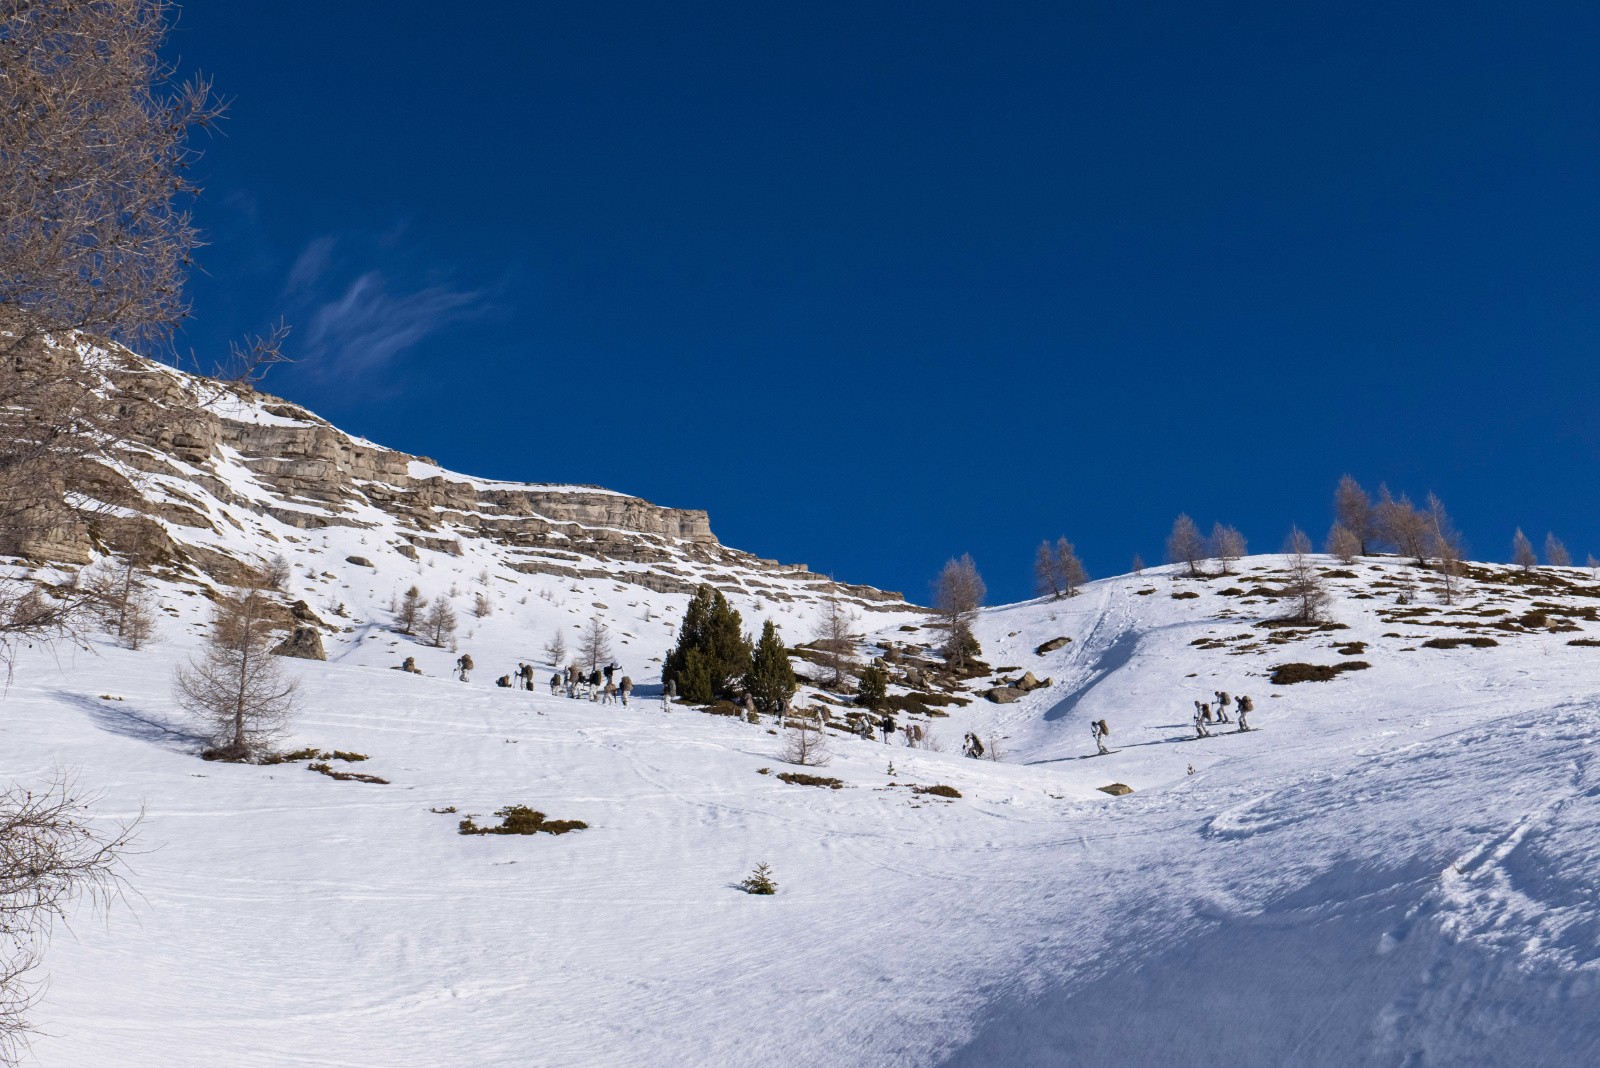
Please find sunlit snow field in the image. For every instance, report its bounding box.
[11,551,1600,1066]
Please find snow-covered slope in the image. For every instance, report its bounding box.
[11,549,1600,1066]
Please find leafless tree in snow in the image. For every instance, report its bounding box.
[1,0,224,564]
[1034,537,1089,599]
[0,774,136,1063]
[579,616,611,673]
[1211,523,1246,574]
[173,587,298,761]
[1424,495,1466,605]
[1033,541,1061,599]
[1280,526,1330,623]
[933,554,985,672]
[1325,523,1361,564]
[424,597,458,649]
[1165,514,1207,577]
[1511,528,1537,571]
[394,586,427,635]
[1334,475,1374,555]
[83,556,158,650]
[543,628,567,669]
[812,595,857,690]
[782,709,831,767]
[1376,489,1431,565]
[1544,533,1571,568]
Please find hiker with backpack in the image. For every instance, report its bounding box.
[1090,718,1110,755]
[1193,703,1211,739]
[1237,695,1254,732]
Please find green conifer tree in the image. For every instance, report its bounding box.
[664,585,752,702]
[857,660,889,710]
[745,619,796,715]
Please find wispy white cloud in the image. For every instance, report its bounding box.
[285,235,338,294]
[301,271,487,381]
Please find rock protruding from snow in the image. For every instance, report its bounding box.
[271,627,326,661]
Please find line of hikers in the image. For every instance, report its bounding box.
[1192,690,1253,738]
[482,660,634,705]
[546,662,633,705]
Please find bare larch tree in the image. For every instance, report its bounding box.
[1034,537,1088,599]
[1,3,219,1045]
[933,554,985,672]
[1511,529,1537,571]
[1544,533,1571,568]
[424,597,458,648]
[1325,523,1361,564]
[0,774,135,1063]
[173,587,298,762]
[1334,475,1374,555]
[812,595,857,690]
[1281,526,1330,623]
[543,628,568,670]
[1425,494,1465,605]
[579,616,612,673]
[1165,514,1207,577]
[1212,524,1246,574]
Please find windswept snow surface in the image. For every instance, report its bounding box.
[12,556,1600,1066]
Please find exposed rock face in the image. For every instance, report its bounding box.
[19,343,909,609]
[272,627,327,661]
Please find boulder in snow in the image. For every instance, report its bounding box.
[985,686,1026,704]
[1035,636,1072,655]
[272,626,326,661]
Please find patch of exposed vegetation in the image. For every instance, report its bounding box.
[1269,661,1371,685]
[262,748,369,765]
[777,772,844,789]
[458,806,587,836]
[308,762,388,784]
[912,784,961,798]
[1421,637,1499,649]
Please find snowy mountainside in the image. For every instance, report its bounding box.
[15,343,928,684]
[13,549,1600,1065]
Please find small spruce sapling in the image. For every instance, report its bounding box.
[740,863,777,895]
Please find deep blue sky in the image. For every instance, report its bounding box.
[170,2,1600,604]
